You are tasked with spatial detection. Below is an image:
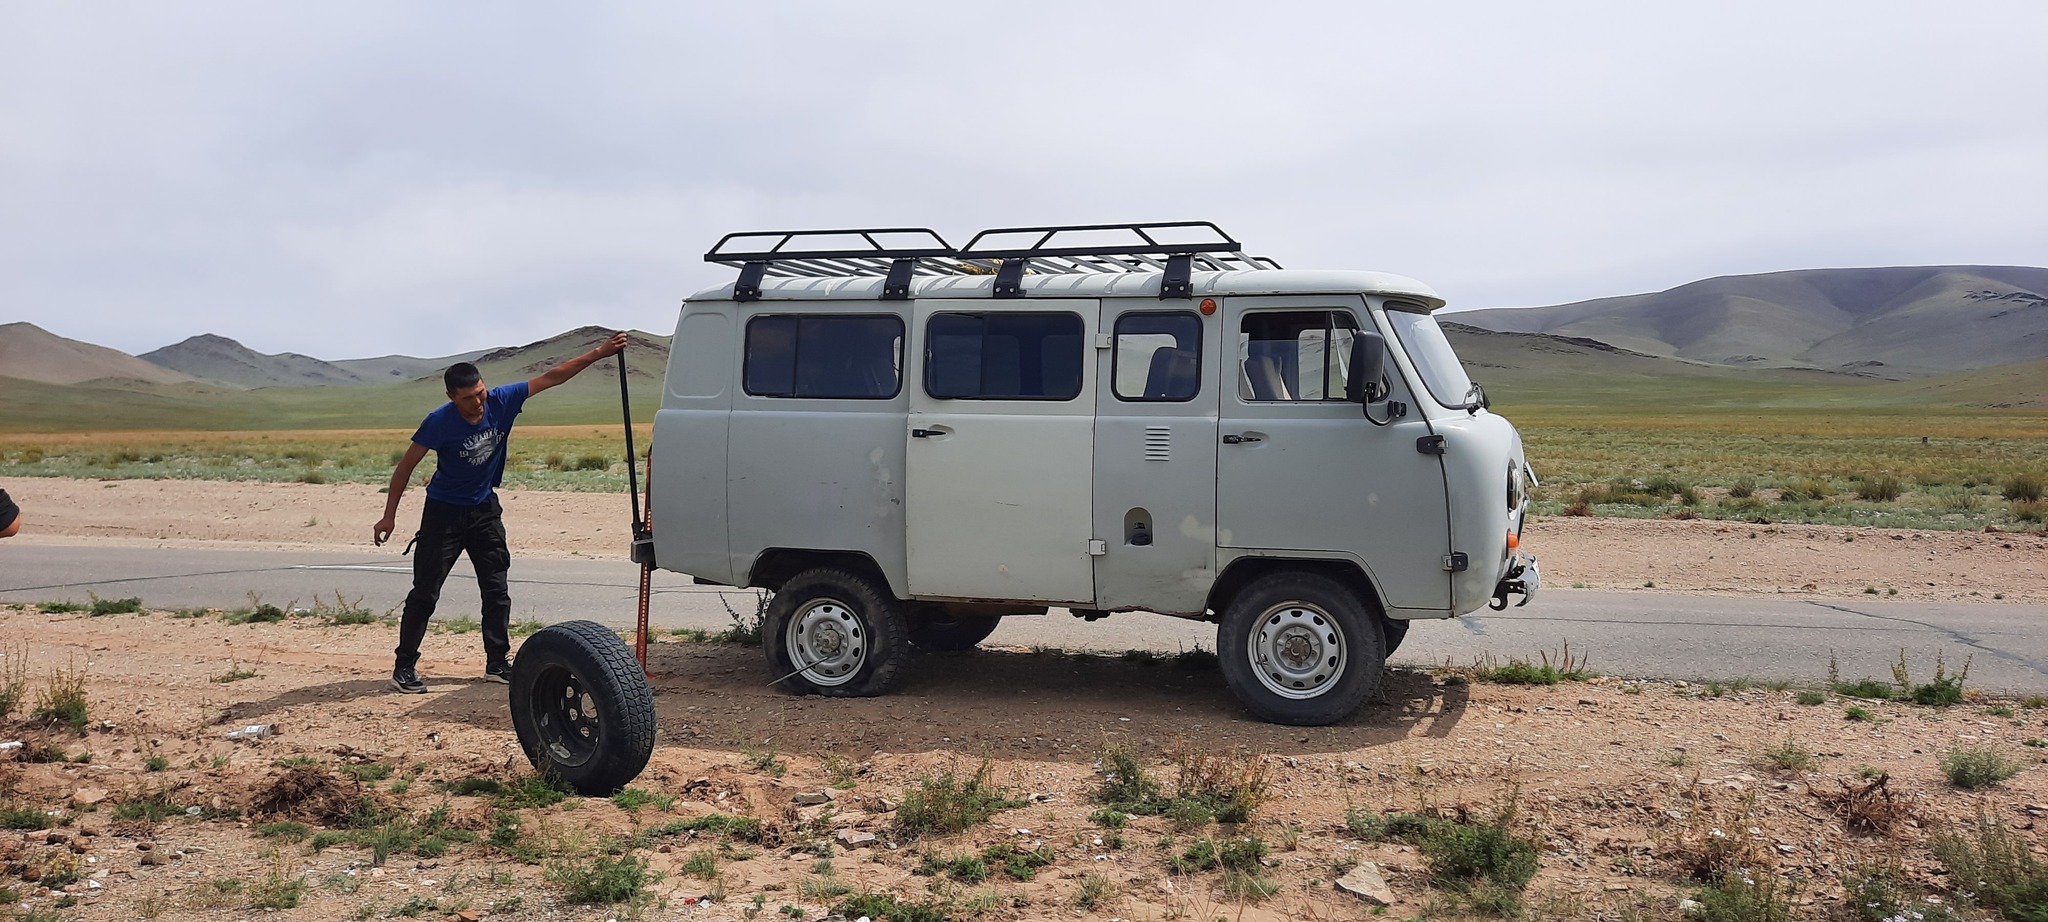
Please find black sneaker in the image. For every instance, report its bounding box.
[390,667,427,694]
[484,660,513,684]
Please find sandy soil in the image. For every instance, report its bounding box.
[8,477,2046,602]
[0,479,2045,920]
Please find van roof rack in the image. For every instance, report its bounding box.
[704,222,1280,301]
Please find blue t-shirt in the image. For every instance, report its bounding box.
[413,382,529,506]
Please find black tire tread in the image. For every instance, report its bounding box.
[764,567,910,697]
[509,619,656,795]
[1216,570,1386,727]
[905,614,1001,652]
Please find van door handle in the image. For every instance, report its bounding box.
[1222,433,1263,445]
[911,428,946,439]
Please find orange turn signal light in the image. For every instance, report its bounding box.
[1506,531,1519,550]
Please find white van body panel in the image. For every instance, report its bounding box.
[654,265,1527,620]
[905,298,1098,603]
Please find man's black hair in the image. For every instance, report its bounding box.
[0,489,17,532]
[444,362,483,393]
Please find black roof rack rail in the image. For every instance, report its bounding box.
[702,222,1279,301]
[958,222,1280,299]
[704,228,959,302]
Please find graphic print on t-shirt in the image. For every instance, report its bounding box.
[459,429,501,466]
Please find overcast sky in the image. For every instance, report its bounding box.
[4,2,2044,360]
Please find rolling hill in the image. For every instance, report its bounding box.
[142,334,370,388]
[1452,266,2048,376]
[0,322,199,386]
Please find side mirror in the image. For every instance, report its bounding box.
[1344,332,1386,405]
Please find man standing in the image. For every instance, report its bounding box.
[374,332,628,693]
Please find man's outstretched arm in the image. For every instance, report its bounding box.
[374,442,430,546]
[527,332,629,397]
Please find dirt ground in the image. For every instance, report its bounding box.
[0,479,2045,921]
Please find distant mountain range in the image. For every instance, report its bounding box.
[2,265,2044,430]
[1452,265,2048,376]
[139,333,491,389]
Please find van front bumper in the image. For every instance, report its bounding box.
[1489,552,1539,610]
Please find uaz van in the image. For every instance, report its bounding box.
[646,222,1538,727]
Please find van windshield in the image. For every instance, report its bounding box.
[1383,306,1477,409]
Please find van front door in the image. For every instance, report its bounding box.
[1214,297,1452,612]
[905,299,1098,604]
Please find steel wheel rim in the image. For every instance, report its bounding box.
[1248,601,1347,700]
[787,598,866,687]
[529,664,600,767]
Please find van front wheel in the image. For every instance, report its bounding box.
[764,568,910,697]
[1217,571,1385,726]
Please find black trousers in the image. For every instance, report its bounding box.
[394,496,512,670]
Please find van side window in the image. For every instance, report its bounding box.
[1238,311,1360,401]
[925,312,1084,400]
[743,315,904,399]
[1112,312,1202,402]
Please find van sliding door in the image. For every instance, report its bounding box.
[904,299,1098,605]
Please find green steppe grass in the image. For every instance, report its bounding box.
[1506,406,2048,531]
[0,426,649,494]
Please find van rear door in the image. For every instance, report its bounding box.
[905,299,1098,604]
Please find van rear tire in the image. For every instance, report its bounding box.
[1217,571,1385,726]
[764,568,909,697]
[906,612,1001,652]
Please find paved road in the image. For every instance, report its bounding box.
[3,544,2043,693]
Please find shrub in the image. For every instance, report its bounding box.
[1690,868,1791,922]
[2003,473,2044,502]
[1932,811,2048,919]
[1795,690,1826,706]
[546,850,653,905]
[1940,746,2021,789]
[1834,679,1894,700]
[1780,477,1835,502]
[31,661,89,731]
[894,762,1022,837]
[2014,500,2047,524]
[1466,644,1593,685]
[1761,740,1815,772]
[571,455,610,472]
[1420,817,1539,894]
[1855,475,1903,502]
[1727,478,1756,499]
[88,595,143,616]
[835,893,949,922]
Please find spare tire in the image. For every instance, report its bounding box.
[509,620,655,796]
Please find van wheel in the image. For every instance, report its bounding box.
[508,620,656,796]
[1217,571,1385,726]
[765,568,909,697]
[906,612,1001,652]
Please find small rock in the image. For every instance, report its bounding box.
[1335,861,1395,906]
[1578,698,1597,706]
[1680,898,1703,912]
[834,829,878,848]
[792,791,833,806]
[70,788,109,807]
[140,851,169,867]
[69,837,91,854]
[455,912,482,922]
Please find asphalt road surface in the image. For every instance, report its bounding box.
[4,544,2044,693]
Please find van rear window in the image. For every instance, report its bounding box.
[743,315,904,399]
[924,312,1084,400]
